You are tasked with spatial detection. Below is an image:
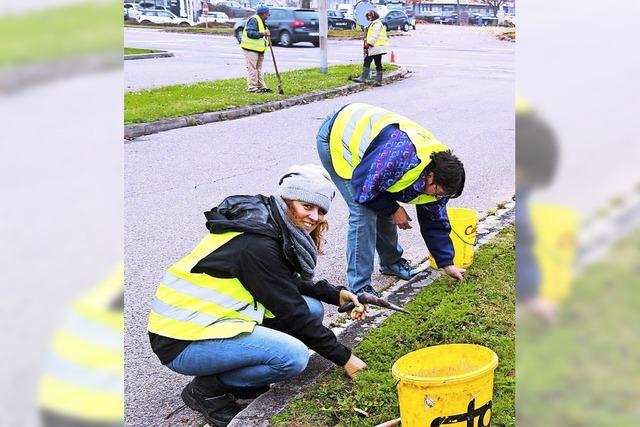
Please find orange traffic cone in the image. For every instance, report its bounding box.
[390,50,397,63]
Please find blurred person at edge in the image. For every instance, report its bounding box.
[515,100,559,322]
[317,103,467,297]
[354,9,388,86]
[39,267,124,427]
[147,165,367,427]
[240,5,272,93]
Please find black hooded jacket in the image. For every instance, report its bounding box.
[149,195,352,366]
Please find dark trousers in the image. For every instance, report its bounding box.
[363,54,383,71]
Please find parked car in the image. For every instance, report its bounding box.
[137,9,194,26]
[124,3,142,20]
[201,11,234,24]
[234,8,319,47]
[327,10,357,30]
[210,1,254,19]
[438,11,458,25]
[381,10,412,32]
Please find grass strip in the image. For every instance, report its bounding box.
[125,63,398,124]
[0,1,122,67]
[125,48,163,55]
[272,226,516,427]
[517,227,640,426]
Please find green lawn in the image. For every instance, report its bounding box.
[517,227,640,426]
[0,1,122,67]
[125,64,399,124]
[272,226,516,427]
[125,48,163,55]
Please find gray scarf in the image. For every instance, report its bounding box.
[274,196,317,279]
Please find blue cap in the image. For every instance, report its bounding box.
[256,5,269,14]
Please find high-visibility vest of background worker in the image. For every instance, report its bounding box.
[353,9,388,86]
[39,265,124,427]
[147,164,368,427]
[317,103,467,297]
[240,5,272,93]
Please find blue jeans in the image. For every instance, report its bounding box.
[316,111,403,295]
[167,296,324,388]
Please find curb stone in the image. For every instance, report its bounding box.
[123,67,411,140]
[221,202,516,427]
[124,51,174,61]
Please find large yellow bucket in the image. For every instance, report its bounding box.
[391,344,498,427]
[429,208,478,269]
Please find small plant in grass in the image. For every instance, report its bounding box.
[497,201,506,210]
[487,209,497,216]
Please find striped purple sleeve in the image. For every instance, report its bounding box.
[353,128,420,203]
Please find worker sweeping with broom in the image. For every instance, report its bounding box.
[147,164,367,427]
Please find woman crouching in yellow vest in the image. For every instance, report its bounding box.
[147,164,367,427]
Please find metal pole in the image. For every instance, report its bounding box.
[456,0,461,25]
[319,0,329,73]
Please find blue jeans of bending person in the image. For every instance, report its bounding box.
[167,296,324,388]
[316,110,404,296]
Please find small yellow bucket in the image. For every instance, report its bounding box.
[391,344,498,427]
[430,208,478,269]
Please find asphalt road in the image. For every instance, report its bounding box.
[125,24,514,426]
[124,24,513,91]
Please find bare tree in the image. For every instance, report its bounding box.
[482,0,505,17]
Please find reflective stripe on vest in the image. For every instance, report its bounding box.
[241,15,267,52]
[329,103,449,203]
[147,231,274,341]
[39,265,124,423]
[367,19,388,46]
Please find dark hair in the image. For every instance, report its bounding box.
[428,150,465,198]
[516,111,558,187]
[367,10,380,20]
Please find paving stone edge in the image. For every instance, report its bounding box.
[123,67,411,141]
[124,51,174,61]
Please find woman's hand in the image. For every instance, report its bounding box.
[443,265,466,281]
[343,354,367,379]
[392,206,413,230]
[339,289,368,320]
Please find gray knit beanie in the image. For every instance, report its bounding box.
[278,164,336,213]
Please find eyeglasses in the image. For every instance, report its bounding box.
[428,183,453,200]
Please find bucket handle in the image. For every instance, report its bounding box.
[450,225,478,247]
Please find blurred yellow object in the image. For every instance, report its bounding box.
[530,204,579,304]
[430,207,478,269]
[392,344,498,427]
[38,265,124,423]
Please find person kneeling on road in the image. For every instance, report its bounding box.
[317,103,467,297]
[147,164,367,427]
[240,5,272,93]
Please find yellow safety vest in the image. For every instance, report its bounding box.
[241,15,267,53]
[147,231,274,341]
[367,19,388,46]
[39,265,124,423]
[329,103,449,204]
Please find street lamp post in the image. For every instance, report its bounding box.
[319,0,328,73]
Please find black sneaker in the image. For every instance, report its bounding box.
[181,381,242,427]
[230,384,270,399]
[259,87,273,93]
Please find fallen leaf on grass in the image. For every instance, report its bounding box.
[353,407,370,417]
